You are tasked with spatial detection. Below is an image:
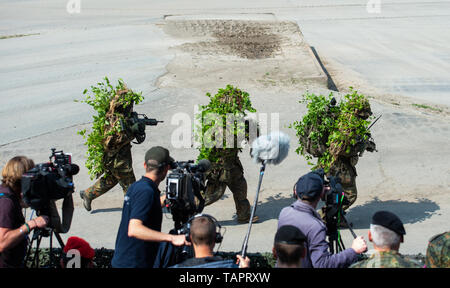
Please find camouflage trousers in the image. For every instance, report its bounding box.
[341,176,357,212]
[331,160,358,212]
[201,159,251,221]
[84,145,136,201]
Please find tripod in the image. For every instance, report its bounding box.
[326,209,357,254]
[25,227,65,268]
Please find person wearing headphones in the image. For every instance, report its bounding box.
[171,214,250,268]
[111,146,189,268]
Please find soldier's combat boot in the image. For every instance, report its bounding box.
[80,190,92,212]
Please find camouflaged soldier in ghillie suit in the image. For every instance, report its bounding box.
[302,96,376,214]
[425,231,450,268]
[327,97,376,213]
[350,250,422,268]
[80,89,137,211]
[199,86,259,224]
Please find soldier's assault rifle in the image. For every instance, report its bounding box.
[121,111,163,144]
[358,114,381,157]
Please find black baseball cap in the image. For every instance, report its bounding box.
[274,225,306,245]
[372,211,406,236]
[295,172,324,199]
[144,146,174,167]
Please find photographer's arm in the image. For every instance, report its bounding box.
[128,219,188,246]
[0,217,48,253]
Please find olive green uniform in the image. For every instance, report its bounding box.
[84,144,136,200]
[329,151,360,212]
[83,90,137,201]
[350,250,422,268]
[201,148,251,222]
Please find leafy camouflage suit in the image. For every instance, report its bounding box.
[198,86,257,223]
[83,90,136,201]
[425,231,450,268]
[350,251,422,268]
[303,100,376,212]
[327,101,376,212]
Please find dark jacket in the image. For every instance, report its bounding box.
[0,185,27,268]
[278,200,358,268]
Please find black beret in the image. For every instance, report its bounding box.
[295,172,324,199]
[372,211,406,235]
[275,225,306,245]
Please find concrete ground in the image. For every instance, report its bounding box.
[0,0,449,257]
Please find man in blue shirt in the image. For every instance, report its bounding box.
[111,146,189,268]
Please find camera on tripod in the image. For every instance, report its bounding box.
[165,159,211,231]
[21,148,79,217]
[21,148,79,267]
[312,168,354,253]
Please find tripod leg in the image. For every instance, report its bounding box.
[50,231,54,268]
[337,238,344,252]
[54,232,65,249]
[33,235,42,268]
[341,213,357,238]
[339,237,346,251]
[25,237,35,267]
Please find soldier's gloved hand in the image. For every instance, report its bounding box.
[366,140,377,152]
[130,122,144,135]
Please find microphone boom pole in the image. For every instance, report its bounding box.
[240,131,290,259]
[241,160,267,259]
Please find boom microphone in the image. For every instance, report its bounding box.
[250,131,290,165]
[241,131,291,259]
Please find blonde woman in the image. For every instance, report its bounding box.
[0,156,48,268]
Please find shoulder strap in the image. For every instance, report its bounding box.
[0,192,15,201]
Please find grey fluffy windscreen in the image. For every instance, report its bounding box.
[251,131,290,165]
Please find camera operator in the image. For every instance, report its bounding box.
[277,171,367,268]
[0,156,49,268]
[172,214,250,268]
[111,147,189,268]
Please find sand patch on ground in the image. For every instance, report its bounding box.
[156,18,327,92]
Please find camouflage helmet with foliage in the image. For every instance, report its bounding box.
[346,89,372,119]
[211,85,254,114]
[108,88,134,116]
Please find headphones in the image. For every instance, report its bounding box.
[184,213,223,244]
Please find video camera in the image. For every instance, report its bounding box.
[21,148,79,218]
[311,168,349,223]
[312,168,354,253]
[165,159,211,230]
[122,111,163,144]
